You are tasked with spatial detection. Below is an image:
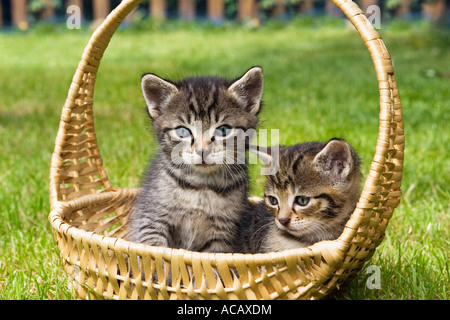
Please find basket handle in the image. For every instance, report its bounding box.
[329,0,404,254]
[50,0,143,208]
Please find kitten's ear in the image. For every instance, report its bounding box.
[313,139,354,184]
[249,145,272,166]
[141,73,178,119]
[228,66,263,115]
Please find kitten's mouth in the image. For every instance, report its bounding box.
[196,160,208,167]
[276,220,305,234]
[195,160,216,168]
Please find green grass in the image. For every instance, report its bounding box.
[0,20,449,299]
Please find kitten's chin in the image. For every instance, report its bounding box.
[275,220,291,233]
[276,220,308,237]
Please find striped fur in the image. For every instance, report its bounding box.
[128,67,263,253]
[236,139,362,253]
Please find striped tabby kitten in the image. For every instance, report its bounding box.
[128,67,263,253]
[237,139,361,253]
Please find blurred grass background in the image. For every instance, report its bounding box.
[0,18,448,299]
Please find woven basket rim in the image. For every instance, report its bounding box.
[49,188,345,266]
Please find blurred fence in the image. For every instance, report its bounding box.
[0,0,448,29]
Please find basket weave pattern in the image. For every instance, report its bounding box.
[49,0,404,300]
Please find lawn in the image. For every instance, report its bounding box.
[0,19,448,300]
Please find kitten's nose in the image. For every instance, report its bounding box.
[195,147,211,158]
[278,217,290,226]
[194,138,212,157]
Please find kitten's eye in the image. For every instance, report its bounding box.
[175,126,192,139]
[267,196,278,206]
[214,125,231,137]
[295,196,310,206]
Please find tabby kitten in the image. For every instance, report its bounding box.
[128,67,263,253]
[237,139,361,253]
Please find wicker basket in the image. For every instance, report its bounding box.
[49,0,404,300]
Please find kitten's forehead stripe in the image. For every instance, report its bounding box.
[186,112,191,124]
[177,115,185,124]
[314,193,338,208]
[214,109,220,123]
[206,85,220,122]
[188,102,197,118]
[187,83,200,117]
[290,153,303,174]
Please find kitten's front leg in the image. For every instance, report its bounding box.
[129,214,173,287]
[200,238,234,254]
[130,213,171,248]
[139,227,170,248]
